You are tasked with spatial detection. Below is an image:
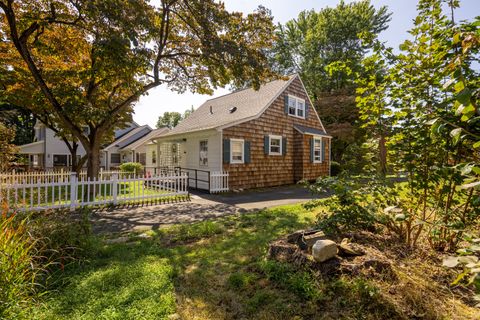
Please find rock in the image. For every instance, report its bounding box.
[286,229,327,251]
[338,238,364,257]
[302,231,327,251]
[312,240,338,262]
[104,236,129,244]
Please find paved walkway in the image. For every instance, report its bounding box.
[91,185,319,234]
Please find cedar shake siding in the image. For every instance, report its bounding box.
[222,77,330,190]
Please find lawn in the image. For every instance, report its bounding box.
[4,181,176,209]
[28,204,479,320]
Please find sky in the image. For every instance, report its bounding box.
[133,0,480,128]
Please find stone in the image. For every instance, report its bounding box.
[312,240,338,262]
[303,231,327,252]
[338,238,364,257]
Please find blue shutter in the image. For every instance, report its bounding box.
[284,95,289,114]
[223,139,230,164]
[282,137,287,155]
[264,135,269,155]
[245,141,251,163]
[305,102,309,119]
[321,138,325,162]
[310,137,314,163]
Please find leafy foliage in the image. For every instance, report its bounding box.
[271,0,392,166]
[0,122,18,171]
[0,0,277,177]
[353,0,480,251]
[307,175,380,234]
[156,111,183,129]
[119,162,143,174]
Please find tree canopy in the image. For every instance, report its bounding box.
[270,0,391,166]
[0,0,277,176]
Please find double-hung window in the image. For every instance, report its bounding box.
[313,138,322,163]
[230,139,244,164]
[287,95,306,119]
[269,135,282,155]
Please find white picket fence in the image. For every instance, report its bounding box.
[0,169,134,185]
[210,171,229,193]
[0,173,189,212]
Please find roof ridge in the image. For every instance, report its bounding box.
[204,75,294,103]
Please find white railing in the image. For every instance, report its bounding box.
[0,169,135,185]
[0,173,189,212]
[210,171,229,193]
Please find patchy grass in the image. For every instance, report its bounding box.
[26,204,480,320]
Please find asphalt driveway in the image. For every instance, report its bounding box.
[91,184,322,234]
[191,184,320,211]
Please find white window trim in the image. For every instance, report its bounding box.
[230,138,245,164]
[268,135,283,156]
[313,137,322,163]
[287,94,306,119]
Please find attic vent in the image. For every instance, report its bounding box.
[229,106,237,113]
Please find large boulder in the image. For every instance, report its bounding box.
[312,240,338,262]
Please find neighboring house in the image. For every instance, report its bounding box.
[148,74,331,190]
[17,121,162,170]
[102,125,153,169]
[105,127,169,169]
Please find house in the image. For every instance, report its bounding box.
[17,121,165,170]
[148,74,331,191]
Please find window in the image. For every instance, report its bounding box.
[53,154,68,166]
[313,138,322,163]
[152,150,156,164]
[230,139,244,164]
[111,153,121,164]
[269,135,282,155]
[199,140,208,167]
[287,95,306,119]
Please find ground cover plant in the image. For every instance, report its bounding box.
[16,204,479,320]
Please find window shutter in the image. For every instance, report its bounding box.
[321,139,325,162]
[223,139,230,164]
[310,137,314,163]
[282,137,287,155]
[305,102,309,119]
[264,135,269,155]
[284,95,289,114]
[245,141,251,163]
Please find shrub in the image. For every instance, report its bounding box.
[0,207,44,319]
[307,175,380,235]
[119,162,143,174]
[0,204,95,319]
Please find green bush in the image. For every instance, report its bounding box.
[0,206,95,319]
[0,210,44,319]
[307,175,380,235]
[119,162,143,174]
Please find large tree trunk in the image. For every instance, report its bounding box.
[86,140,101,180]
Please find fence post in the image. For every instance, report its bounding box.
[112,173,118,205]
[70,172,77,211]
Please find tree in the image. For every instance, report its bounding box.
[0,122,18,171]
[271,0,391,166]
[356,0,479,250]
[0,103,35,145]
[0,0,277,178]
[156,111,182,129]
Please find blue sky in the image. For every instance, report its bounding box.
[133,0,480,127]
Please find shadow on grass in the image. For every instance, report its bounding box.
[32,205,403,320]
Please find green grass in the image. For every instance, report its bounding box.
[24,203,478,320]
